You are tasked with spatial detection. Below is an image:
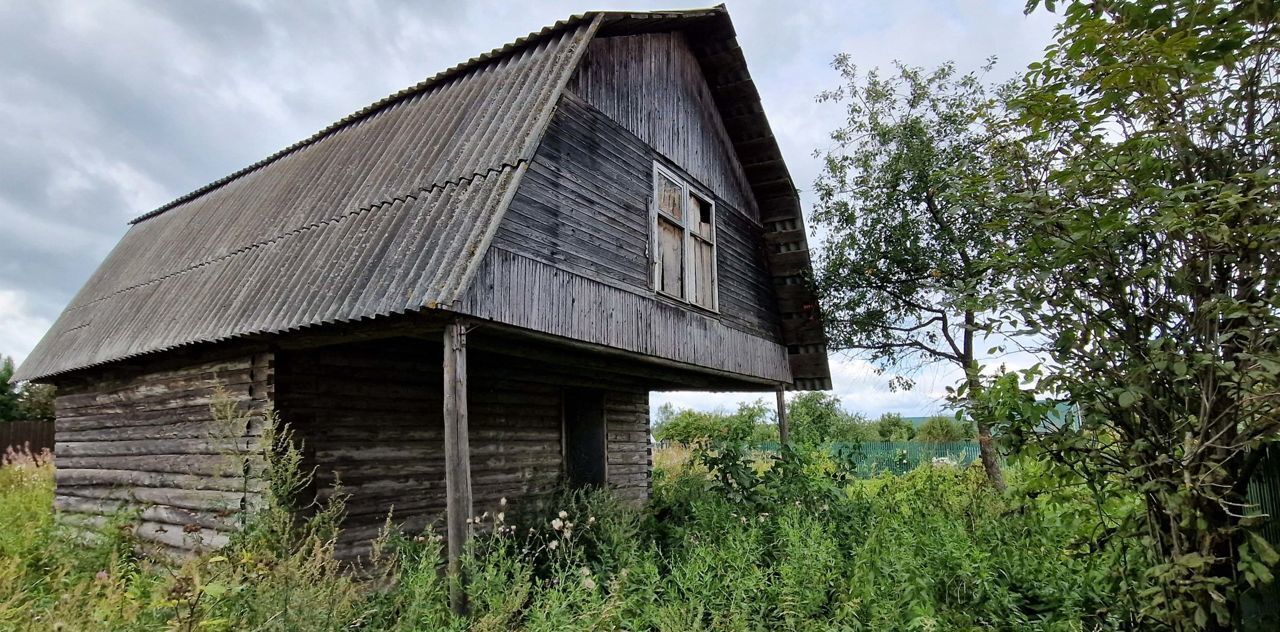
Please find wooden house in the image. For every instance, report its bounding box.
[14,6,830,561]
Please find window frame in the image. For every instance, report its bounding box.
[650,162,719,312]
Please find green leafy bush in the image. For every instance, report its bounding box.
[0,407,1146,630]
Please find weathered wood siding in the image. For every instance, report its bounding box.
[461,248,789,382]
[467,90,788,383]
[275,338,652,559]
[51,348,273,557]
[567,32,758,215]
[465,31,789,384]
[604,390,650,501]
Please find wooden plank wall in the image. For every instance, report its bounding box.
[469,30,797,386]
[492,92,781,341]
[50,348,273,558]
[275,338,653,560]
[567,32,757,215]
[569,30,832,390]
[0,420,55,455]
[461,248,790,383]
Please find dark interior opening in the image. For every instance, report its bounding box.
[564,388,607,488]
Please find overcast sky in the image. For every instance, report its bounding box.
[0,0,1058,417]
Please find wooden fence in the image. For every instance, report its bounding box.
[0,420,55,456]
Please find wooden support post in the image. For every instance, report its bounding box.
[443,319,473,615]
[776,386,789,445]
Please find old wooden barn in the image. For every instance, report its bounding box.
[15,6,830,561]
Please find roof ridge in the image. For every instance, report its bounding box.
[128,6,731,226]
[127,14,600,226]
[73,164,524,313]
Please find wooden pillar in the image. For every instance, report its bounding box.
[776,386,789,445]
[443,319,473,614]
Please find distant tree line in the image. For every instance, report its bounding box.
[1,355,55,422]
[652,391,973,447]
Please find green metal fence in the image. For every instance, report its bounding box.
[757,441,983,478]
[1242,444,1280,630]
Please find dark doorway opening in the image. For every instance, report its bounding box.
[564,389,606,488]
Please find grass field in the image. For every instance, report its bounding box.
[0,441,1144,631]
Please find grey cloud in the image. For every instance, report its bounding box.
[0,0,1055,414]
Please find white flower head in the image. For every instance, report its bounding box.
[551,518,564,531]
[558,510,569,519]
[579,566,592,577]
[582,577,597,590]
[548,540,559,551]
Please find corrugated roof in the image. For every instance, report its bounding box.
[17,5,829,387]
[16,15,600,381]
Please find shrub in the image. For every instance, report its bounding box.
[0,404,1143,630]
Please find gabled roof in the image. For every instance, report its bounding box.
[17,6,828,387]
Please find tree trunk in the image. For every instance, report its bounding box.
[963,309,1006,491]
[970,378,1007,492]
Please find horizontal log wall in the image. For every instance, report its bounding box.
[51,347,273,557]
[605,390,651,502]
[276,339,564,560]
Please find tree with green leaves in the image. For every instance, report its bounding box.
[992,1,1280,628]
[0,356,21,422]
[873,413,916,442]
[915,415,972,443]
[785,391,844,446]
[812,58,1009,489]
[17,383,55,422]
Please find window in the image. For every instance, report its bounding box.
[652,164,717,310]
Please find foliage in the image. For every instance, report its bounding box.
[652,400,770,446]
[785,391,878,446]
[916,414,974,443]
[988,1,1280,628]
[872,412,916,442]
[0,357,18,421]
[0,354,56,422]
[0,436,1141,631]
[16,384,55,422]
[811,56,1010,487]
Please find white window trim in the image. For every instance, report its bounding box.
[650,162,719,313]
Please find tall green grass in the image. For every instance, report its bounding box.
[0,435,1141,630]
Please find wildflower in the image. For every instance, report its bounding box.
[496,512,505,523]
[559,510,568,519]
[548,540,559,551]
[500,497,508,507]
[551,518,564,531]
[95,570,109,582]
[587,516,596,525]
[582,577,597,590]
[579,566,592,577]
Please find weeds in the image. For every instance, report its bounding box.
[0,422,1142,630]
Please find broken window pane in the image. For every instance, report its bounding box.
[690,193,713,240]
[657,175,683,221]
